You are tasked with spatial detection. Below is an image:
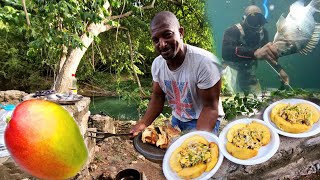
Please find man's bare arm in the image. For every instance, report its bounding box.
[196,79,221,132]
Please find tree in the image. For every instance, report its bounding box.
[0,0,215,95]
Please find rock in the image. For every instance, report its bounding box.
[2,90,28,102]
[137,155,145,161]
[90,114,115,133]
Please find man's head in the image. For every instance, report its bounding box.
[150,11,185,61]
[243,5,267,30]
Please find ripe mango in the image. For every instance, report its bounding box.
[4,99,88,180]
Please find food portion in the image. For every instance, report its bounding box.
[226,121,271,160]
[169,135,219,179]
[141,125,181,149]
[270,102,320,133]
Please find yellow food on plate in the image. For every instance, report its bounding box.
[270,102,320,133]
[296,103,320,123]
[226,121,271,160]
[169,135,219,179]
[226,142,258,160]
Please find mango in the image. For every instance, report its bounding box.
[4,99,88,180]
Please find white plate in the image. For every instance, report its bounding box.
[263,98,320,138]
[162,131,224,180]
[219,118,279,165]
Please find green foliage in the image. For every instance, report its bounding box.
[79,0,215,113]
[222,88,320,121]
[222,93,270,121]
[270,88,319,99]
[0,0,216,115]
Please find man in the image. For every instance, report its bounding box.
[130,11,223,136]
[222,5,289,94]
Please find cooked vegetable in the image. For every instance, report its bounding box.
[177,163,207,179]
[226,121,270,160]
[226,142,258,160]
[141,125,181,149]
[169,135,219,179]
[205,143,219,172]
[270,102,319,133]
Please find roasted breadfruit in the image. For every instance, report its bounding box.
[169,135,219,179]
[141,125,181,149]
[226,121,271,160]
[270,102,320,133]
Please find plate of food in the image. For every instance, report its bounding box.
[133,124,181,163]
[263,99,320,138]
[162,131,224,180]
[219,118,279,165]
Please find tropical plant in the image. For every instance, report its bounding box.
[0,0,215,115]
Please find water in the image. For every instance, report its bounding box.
[0,106,14,157]
[89,96,140,120]
[89,96,172,121]
[0,123,9,157]
[206,0,320,90]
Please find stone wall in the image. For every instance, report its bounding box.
[0,90,94,179]
[0,90,28,105]
[212,111,320,179]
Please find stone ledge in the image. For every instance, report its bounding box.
[212,108,320,179]
[212,135,320,179]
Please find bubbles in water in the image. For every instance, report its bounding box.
[226,1,231,4]
[269,4,275,11]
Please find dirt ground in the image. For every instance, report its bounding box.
[80,121,166,180]
[78,118,320,180]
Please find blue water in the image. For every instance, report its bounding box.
[206,0,320,90]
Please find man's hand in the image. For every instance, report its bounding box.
[254,42,279,65]
[130,121,147,138]
[279,69,290,85]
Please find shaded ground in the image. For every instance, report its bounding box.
[80,120,320,180]
[79,121,165,180]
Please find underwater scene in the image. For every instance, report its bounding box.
[206,0,320,93]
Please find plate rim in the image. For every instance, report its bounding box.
[162,131,224,180]
[263,98,320,138]
[218,118,280,165]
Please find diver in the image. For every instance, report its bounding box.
[222,5,289,94]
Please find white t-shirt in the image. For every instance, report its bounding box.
[151,44,224,122]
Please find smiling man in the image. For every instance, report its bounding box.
[130,11,224,136]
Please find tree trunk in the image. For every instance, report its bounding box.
[53,23,113,93]
[53,0,156,93]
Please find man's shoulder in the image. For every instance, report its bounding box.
[225,24,241,34]
[186,45,221,65]
[187,44,213,57]
[153,55,164,63]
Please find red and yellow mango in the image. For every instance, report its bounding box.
[4,99,88,180]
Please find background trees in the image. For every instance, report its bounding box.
[0,0,215,99]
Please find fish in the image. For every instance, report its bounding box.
[272,0,320,57]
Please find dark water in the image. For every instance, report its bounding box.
[206,0,320,90]
[89,96,140,120]
[89,96,172,120]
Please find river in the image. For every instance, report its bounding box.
[89,96,171,121]
[89,96,140,120]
